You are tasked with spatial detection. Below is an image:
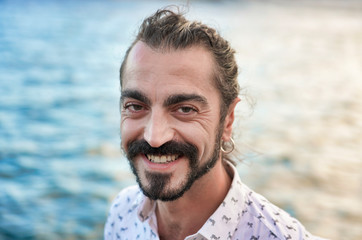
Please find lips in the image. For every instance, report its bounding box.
[146,154,179,164]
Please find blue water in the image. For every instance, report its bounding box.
[0,0,250,239]
[0,1,171,239]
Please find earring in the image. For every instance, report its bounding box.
[221,138,235,154]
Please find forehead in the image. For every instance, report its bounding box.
[122,41,218,94]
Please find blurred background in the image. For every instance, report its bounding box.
[0,0,361,239]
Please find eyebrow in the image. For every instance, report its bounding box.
[120,89,151,105]
[121,90,208,107]
[163,94,208,107]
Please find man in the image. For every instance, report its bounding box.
[105,8,327,240]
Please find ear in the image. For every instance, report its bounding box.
[222,97,240,141]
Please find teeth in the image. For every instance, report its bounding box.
[146,154,179,164]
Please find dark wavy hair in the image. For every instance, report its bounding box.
[120,7,241,163]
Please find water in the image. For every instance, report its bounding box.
[1,1,251,238]
[1,0,361,239]
[0,1,162,239]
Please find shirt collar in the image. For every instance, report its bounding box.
[137,193,155,223]
[198,162,246,240]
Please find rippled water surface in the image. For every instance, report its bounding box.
[2,0,250,239]
[1,0,361,239]
[0,1,162,239]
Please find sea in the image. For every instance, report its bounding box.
[0,0,257,239]
[1,0,361,239]
[0,0,175,239]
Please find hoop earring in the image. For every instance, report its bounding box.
[221,138,235,154]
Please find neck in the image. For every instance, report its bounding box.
[156,160,232,240]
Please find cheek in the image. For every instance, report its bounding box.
[120,118,143,150]
[178,123,217,158]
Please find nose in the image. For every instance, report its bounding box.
[143,109,174,148]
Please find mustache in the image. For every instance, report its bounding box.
[126,139,198,162]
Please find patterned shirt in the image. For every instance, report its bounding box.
[104,163,327,240]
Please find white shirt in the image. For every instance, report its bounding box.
[104,163,327,240]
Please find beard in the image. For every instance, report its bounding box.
[125,130,222,201]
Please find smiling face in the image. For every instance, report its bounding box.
[120,41,228,201]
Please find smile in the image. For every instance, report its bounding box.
[146,154,179,164]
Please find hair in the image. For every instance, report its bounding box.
[120,7,241,164]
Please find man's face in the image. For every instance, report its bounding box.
[120,41,225,201]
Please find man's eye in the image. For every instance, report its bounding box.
[178,106,196,114]
[125,104,144,112]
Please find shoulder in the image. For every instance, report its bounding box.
[107,185,142,218]
[111,185,142,209]
[237,184,322,240]
[104,185,143,239]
